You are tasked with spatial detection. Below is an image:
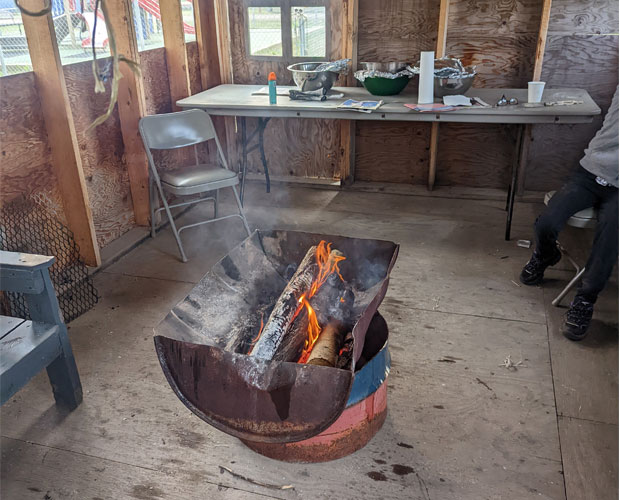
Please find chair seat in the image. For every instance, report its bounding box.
[544,190,597,228]
[161,164,237,188]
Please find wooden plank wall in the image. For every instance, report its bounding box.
[227,0,342,180]
[0,42,202,249]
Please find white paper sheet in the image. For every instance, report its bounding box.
[443,95,472,106]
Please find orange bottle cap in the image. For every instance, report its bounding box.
[268,72,276,81]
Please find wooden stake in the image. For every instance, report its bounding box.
[160,0,191,109]
[428,0,450,191]
[517,0,553,195]
[21,0,101,266]
[105,0,150,226]
[339,0,358,185]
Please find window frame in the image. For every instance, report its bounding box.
[244,0,331,62]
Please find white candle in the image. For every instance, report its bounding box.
[418,51,435,104]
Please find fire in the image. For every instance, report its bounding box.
[297,241,346,363]
[247,312,265,354]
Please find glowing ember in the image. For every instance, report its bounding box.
[247,312,265,354]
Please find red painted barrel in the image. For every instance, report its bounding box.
[241,378,388,463]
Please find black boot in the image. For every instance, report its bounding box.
[562,298,594,341]
[519,248,562,286]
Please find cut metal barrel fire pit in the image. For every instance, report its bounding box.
[154,230,398,460]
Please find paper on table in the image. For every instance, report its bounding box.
[443,95,472,106]
[252,86,294,96]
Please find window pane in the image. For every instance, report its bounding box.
[248,7,282,56]
[182,0,196,42]
[132,0,164,52]
[56,0,111,66]
[291,6,325,58]
[0,10,32,75]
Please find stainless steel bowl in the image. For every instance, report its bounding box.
[433,74,475,97]
[287,62,340,93]
[359,61,409,73]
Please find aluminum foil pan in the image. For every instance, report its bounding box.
[354,67,416,83]
[409,57,477,79]
[313,58,350,74]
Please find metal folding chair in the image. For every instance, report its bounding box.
[139,110,251,262]
[543,191,598,306]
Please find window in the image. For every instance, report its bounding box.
[132,0,164,52]
[183,0,196,43]
[246,0,328,60]
[56,0,112,66]
[0,11,32,75]
[248,7,282,56]
[291,6,325,58]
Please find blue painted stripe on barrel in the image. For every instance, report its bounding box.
[346,342,391,407]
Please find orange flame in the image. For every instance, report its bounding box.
[297,240,346,363]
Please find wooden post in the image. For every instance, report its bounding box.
[517,0,552,195]
[194,0,222,89]
[339,0,358,185]
[427,0,450,191]
[160,0,191,109]
[21,0,101,266]
[105,0,151,226]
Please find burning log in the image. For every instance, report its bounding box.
[251,242,347,362]
[307,321,344,367]
[250,244,317,360]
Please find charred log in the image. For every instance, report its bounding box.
[250,245,318,360]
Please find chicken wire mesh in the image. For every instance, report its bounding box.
[0,6,31,75]
[0,197,98,323]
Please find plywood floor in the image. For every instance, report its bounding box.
[1,183,617,500]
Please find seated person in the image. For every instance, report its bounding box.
[520,86,618,340]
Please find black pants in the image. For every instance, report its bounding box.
[535,167,619,303]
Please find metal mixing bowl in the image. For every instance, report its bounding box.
[359,61,409,73]
[287,62,340,93]
[433,74,475,97]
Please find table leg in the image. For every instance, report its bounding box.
[258,118,271,194]
[505,125,525,241]
[240,117,247,205]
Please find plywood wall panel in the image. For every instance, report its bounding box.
[448,0,542,35]
[548,0,618,34]
[63,59,136,248]
[0,72,60,211]
[141,47,173,115]
[436,124,516,188]
[354,121,430,183]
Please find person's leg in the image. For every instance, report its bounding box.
[521,168,600,285]
[564,187,619,340]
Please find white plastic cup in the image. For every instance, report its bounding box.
[528,81,545,103]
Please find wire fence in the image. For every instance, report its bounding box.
[248,7,282,56]
[291,6,325,58]
[0,0,196,76]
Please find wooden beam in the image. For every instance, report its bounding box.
[160,0,191,109]
[21,0,101,266]
[105,0,150,226]
[339,0,358,185]
[517,0,553,195]
[428,0,450,191]
[212,0,235,166]
[194,0,222,89]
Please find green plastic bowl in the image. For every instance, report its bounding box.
[360,75,411,96]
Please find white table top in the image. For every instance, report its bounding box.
[177,85,600,124]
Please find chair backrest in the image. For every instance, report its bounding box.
[139,109,218,150]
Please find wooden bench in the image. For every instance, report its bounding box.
[0,251,82,410]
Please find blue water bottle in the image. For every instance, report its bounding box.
[268,72,277,105]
